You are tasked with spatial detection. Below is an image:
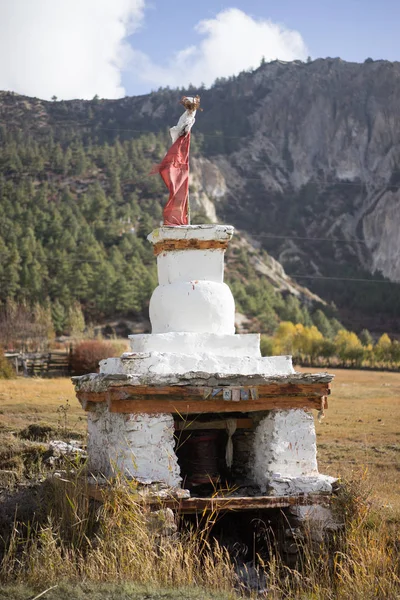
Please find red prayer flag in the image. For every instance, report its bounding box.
[151,132,191,226]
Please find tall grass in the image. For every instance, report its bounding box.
[1,474,399,599]
[1,476,235,594]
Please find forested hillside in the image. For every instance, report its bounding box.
[0,109,329,338]
[1,56,400,338]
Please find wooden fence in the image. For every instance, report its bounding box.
[5,349,72,377]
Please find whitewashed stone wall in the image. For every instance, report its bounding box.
[87,405,181,487]
[252,410,334,495]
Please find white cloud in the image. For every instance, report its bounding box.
[0,5,308,99]
[129,8,308,89]
[0,0,145,100]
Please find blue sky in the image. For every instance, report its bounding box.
[123,0,400,94]
[0,0,399,100]
[125,0,400,94]
[133,0,399,63]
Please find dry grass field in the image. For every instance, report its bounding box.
[310,367,400,516]
[0,367,399,512]
[0,377,84,433]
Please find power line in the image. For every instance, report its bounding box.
[0,222,374,247]
[0,166,388,189]
[2,124,400,186]
[4,254,400,287]
[28,257,400,286]
[249,233,368,244]
[291,274,400,285]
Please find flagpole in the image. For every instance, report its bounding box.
[187,155,191,225]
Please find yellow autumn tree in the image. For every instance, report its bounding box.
[272,322,324,364]
[294,325,324,364]
[272,321,297,355]
[334,330,364,366]
[375,333,392,364]
[390,340,400,366]
[363,342,375,367]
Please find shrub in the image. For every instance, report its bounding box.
[0,347,15,379]
[70,340,126,375]
[19,423,56,442]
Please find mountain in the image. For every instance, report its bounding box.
[1,57,399,334]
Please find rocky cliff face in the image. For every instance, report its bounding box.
[192,59,400,285]
[189,157,226,222]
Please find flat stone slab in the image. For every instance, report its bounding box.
[148,224,234,243]
[72,371,333,415]
[99,353,295,378]
[72,371,334,391]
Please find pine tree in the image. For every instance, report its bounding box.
[51,300,66,335]
[313,309,333,339]
[280,295,303,324]
[66,302,86,338]
[330,318,344,336]
[359,328,373,346]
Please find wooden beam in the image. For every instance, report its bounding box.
[86,486,331,512]
[77,391,107,404]
[77,381,330,405]
[159,494,332,513]
[106,395,322,414]
[153,239,228,255]
[111,383,331,398]
[174,418,253,431]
